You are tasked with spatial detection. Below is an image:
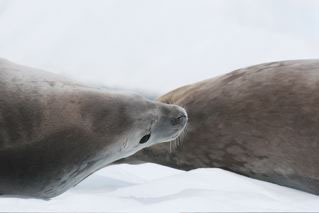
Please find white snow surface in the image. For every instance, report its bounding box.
[1,163,318,212]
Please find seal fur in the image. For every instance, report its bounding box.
[121,59,319,194]
[0,58,187,198]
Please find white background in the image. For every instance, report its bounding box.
[0,0,318,94]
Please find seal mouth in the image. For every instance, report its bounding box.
[139,133,151,144]
[167,127,185,141]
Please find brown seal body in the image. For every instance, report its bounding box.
[122,59,319,194]
[0,58,187,198]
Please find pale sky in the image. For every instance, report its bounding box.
[0,0,318,94]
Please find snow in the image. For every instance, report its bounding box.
[0,0,319,212]
[1,163,318,212]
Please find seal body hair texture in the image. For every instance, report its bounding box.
[0,58,187,198]
[122,60,319,195]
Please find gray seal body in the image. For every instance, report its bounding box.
[122,60,319,194]
[0,58,187,198]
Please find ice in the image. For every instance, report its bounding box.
[1,163,318,212]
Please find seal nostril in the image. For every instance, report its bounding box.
[177,115,186,120]
[171,114,187,126]
[139,133,151,144]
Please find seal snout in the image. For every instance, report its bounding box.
[167,105,188,135]
[148,104,188,144]
[171,112,188,126]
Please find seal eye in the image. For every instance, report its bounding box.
[139,133,151,144]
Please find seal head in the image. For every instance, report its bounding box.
[0,58,187,198]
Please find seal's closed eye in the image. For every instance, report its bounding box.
[139,133,151,144]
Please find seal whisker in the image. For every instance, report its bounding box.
[168,121,188,152]
[178,122,188,147]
